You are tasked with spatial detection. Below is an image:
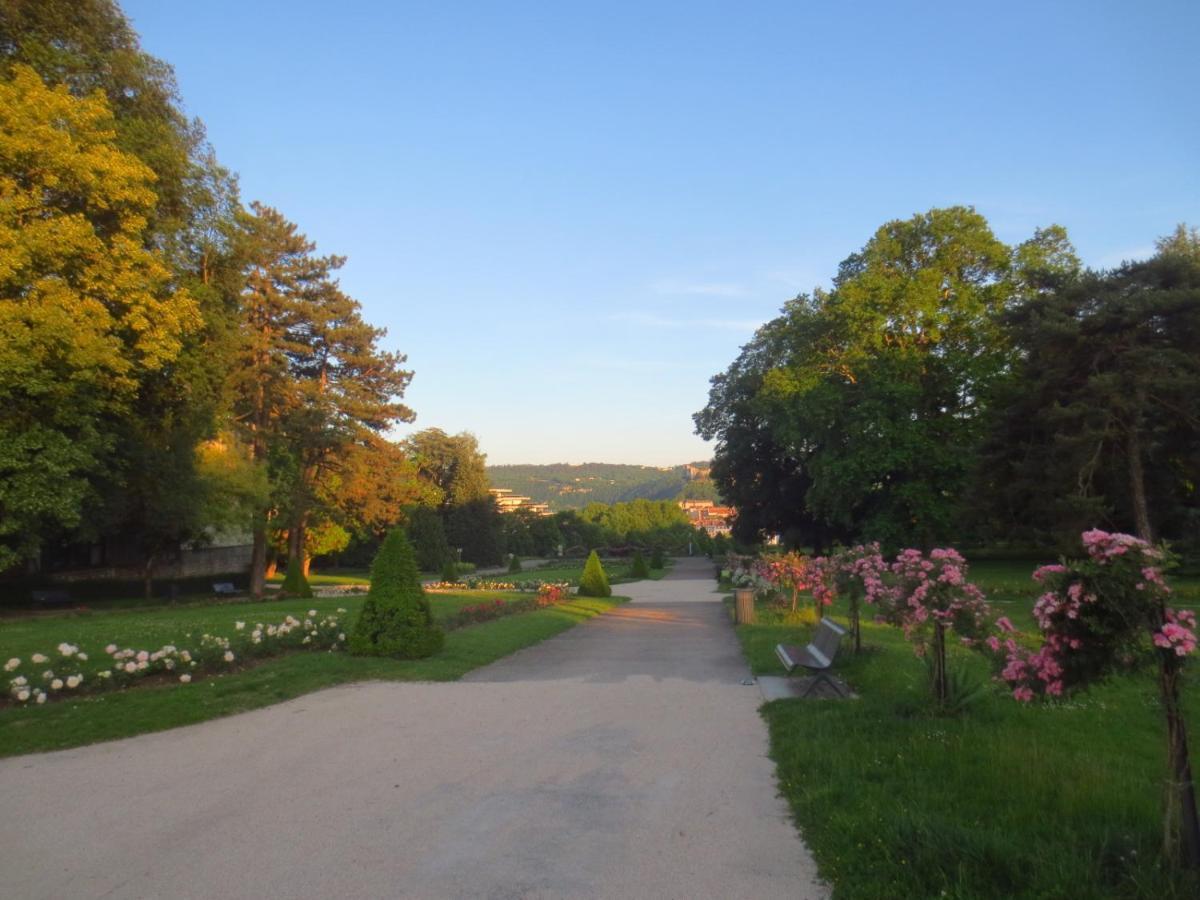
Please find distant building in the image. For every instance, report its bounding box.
[678,499,734,536]
[489,488,553,517]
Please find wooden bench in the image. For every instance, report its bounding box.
[776,618,849,698]
[30,589,73,609]
[212,582,239,596]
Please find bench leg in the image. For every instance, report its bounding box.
[799,672,849,699]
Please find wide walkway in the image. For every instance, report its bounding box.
[0,559,826,899]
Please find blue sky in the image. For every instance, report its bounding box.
[124,0,1198,466]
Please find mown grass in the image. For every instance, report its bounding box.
[0,595,621,758]
[737,591,1200,898]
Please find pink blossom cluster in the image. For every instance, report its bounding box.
[1081,528,1161,562]
[754,552,811,599]
[993,531,1193,703]
[808,543,890,608]
[886,547,991,648]
[1154,609,1198,657]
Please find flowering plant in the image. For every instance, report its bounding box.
[987,530,1198,869]
[878,547,991,705]
[808,543,889,652]
[754,552,811,613]
[5,608,347,707]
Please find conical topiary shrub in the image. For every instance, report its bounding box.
[350,529,444,659]
[508,554,522,574]
[577,550,611,597]
[280,556,313,598]
[630,549,650,579]
[650,546,665,569]
[441,559,458,582]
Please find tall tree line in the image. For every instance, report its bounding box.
[0,1,420,593]
[696,208,1199,556]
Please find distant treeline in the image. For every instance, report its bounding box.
[487,463,719,510]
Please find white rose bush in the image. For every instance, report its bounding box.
[4,608,348,708]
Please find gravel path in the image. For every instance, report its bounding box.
[0,558,827,899]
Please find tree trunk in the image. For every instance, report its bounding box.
[931,621,948,706]
[851,597,862,654]
[1161,661,1200,869]
[1127,424,1154,542]
[250,527,267,598]
[143,554,156,602]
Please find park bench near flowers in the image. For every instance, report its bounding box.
[212,582,239,597]
[775,618,850,698]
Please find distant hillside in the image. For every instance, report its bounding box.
[487,462,718,511]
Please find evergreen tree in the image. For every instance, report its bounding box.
[650,546,665,569]
[441,559,459,582]
[578,550,611,597]
[279,556,313,599]
[630,550,650,578]
[350,529,444,658]
[407,505,451,572]
[508,554,522,574]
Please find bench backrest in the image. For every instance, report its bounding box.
[812,618,846,662]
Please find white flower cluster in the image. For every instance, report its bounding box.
[5,608,348,708]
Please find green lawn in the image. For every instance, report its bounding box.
[0,595,622,758]
[737,591,1200,898]
[267,567,370,585]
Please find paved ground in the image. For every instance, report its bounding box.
[0,558,827,900]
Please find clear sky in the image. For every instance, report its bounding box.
[123,0,1198,466]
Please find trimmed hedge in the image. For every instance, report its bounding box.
[577,550,611,597]
[350,529,444,659]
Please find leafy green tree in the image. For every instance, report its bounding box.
[630,550,650,578]
[578,550,611,597]
[404,428,491,508]
[350,529,443,658]
[697,207,1072,550]
[279,556,313,599]
[0,65,199,570]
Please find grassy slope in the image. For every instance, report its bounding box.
[0,596,620,758]
[736,589,1200,898]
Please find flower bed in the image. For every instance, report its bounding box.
[5,608,347,707]
[440,584,571,630]
[426,579,571,593]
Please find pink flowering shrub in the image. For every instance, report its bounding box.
[754,552,811,613]
[877,547,992,705]
[809,543,891,652]
[987,529,1199,868]
[991,530,1194,701]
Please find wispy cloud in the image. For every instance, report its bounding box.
[649,278,749,298]
[610,312,762,332]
